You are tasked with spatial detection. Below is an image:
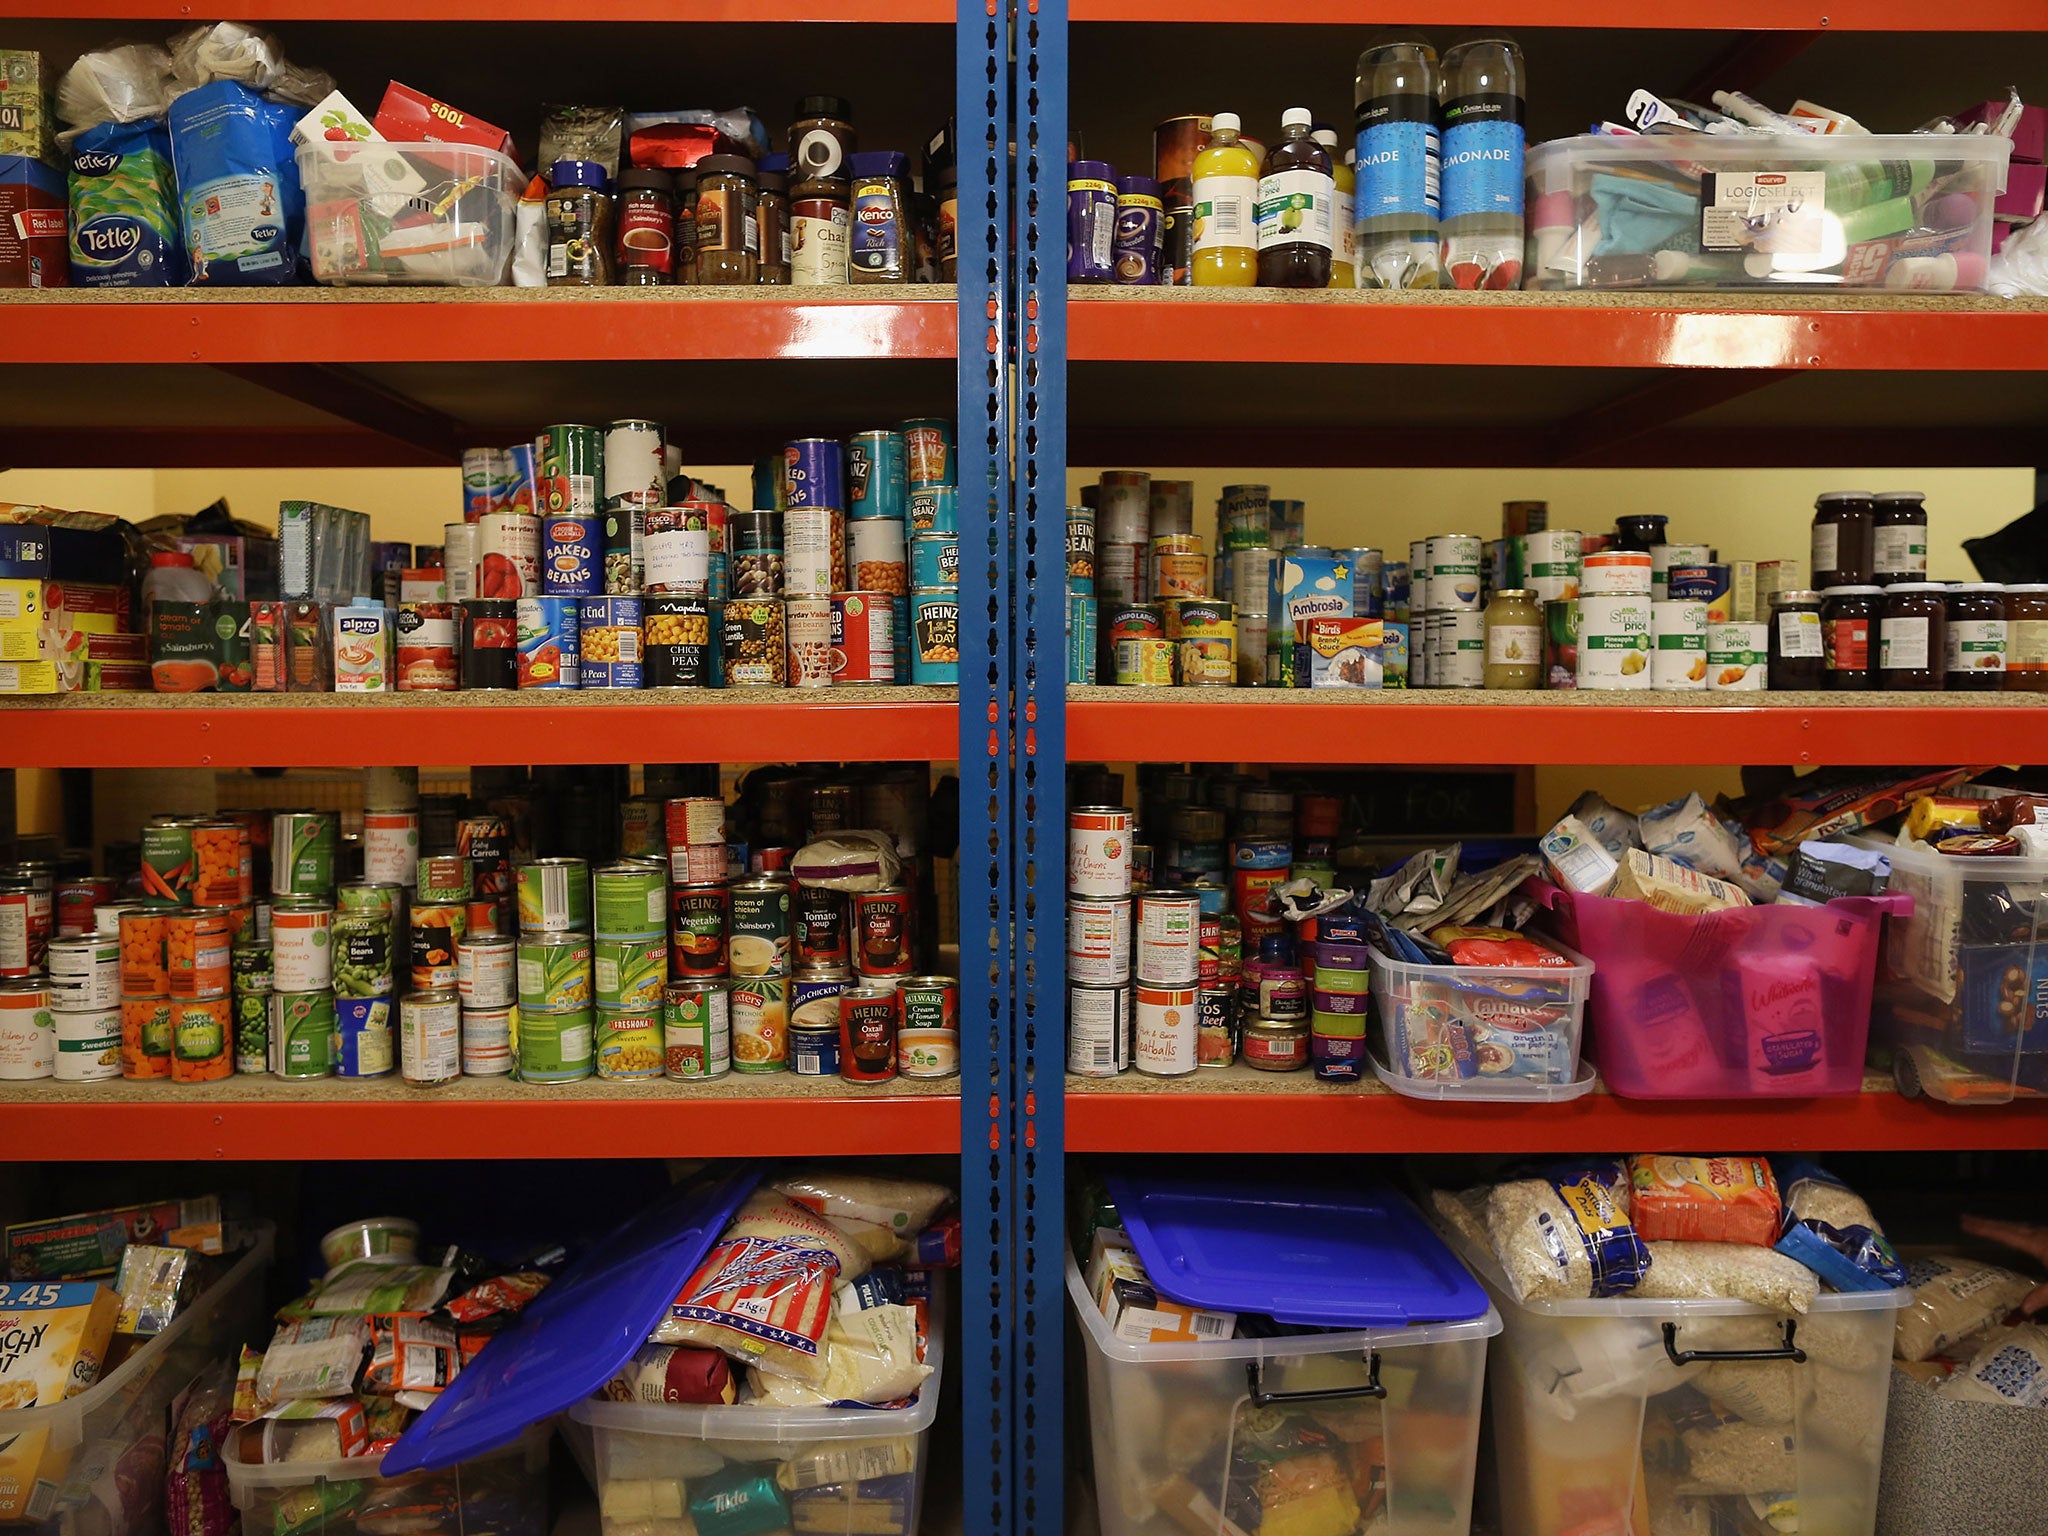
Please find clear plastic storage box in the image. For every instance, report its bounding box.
[1442,1226,1907,1536]
[1067,1251,1500,1536]
[0,1223,274,1536]
[1524,132,2011,292]
[1535,883,1899,1099]
[295,141,520,286]
[1864,834,2048,1106]
[563,1289,945,1536]
[224,1420,552,1536]
[1368,939,1596,1102]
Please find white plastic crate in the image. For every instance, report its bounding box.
[224,1419,552,1536]
[1442,1224,1907,1536]
[1368,940,1596,1102]
[563,1287,945,1536]
[296,141,520,287]
[0,1222,274,1535]
[1067,1251,1499,1536]
[1525,132,2011,292]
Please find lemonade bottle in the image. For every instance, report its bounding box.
[1190,111,1258,287]
[1354,33,1441,289]
[1316,129,1357,288]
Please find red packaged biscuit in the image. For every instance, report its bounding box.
[1628,1155,1782,1246]
[1427,925,1574,969]
[371,83,515,156]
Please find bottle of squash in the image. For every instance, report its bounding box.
[1190,112,1258,287]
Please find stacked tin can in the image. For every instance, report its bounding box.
[664,794,736,1079]
[1411,532,1488,690]
[893,420,962,686]
[591,861,668,1081]
[1215,484,1271,685]
[1575,547,1655,692]
[513,856,595,1083]
[452,856,516,1079]
[264,810,338,1081]
[42,916,121,1083]
[1066,804,1135,1077]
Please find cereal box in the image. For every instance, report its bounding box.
[0,1280,121,1522]
[6,1196,225,1280]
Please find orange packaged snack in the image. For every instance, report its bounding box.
[1627,1155,1782,1247]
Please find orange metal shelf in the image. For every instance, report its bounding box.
[1065,291,2048,373]
[1062,689,2048,767]
[5,691,961,768]
[13,0,951,20]
[1070,0,2048,25]
[0,291,957,366]
[1065,1077,2048,1154]
[0,1085,962,1161]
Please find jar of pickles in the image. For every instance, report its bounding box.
[1482,588,1542,689]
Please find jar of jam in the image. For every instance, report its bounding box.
[1879,582,1948,690]
[1820,586,1883,691]
[1483,588,1542,689]
[613,168,674,286]
[756,155,790,285]
[1945,582,2007,691]
[790,175,849,285]
[2005,584,2048,692]
[847,150,913,285]
[545,159,614,287]
[1872,491,1929,585]
[1767,589,1826,690]
[1612,514,1668,553]
[790,94,855,184]
[674,166,700,285]
[1811,491,1875,589]
[694,155,759,286]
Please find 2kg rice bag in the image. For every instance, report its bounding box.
[1483,1160,1650,1303]
[771,1169,952,1263]
[751,1301,930,1409]
[1896,1256,2037,1362]
[1772,1162,1906,1292]
[1628,1156,1782,1246]
[1634,1242,1817,1314]
[1937,1323,2048,1408]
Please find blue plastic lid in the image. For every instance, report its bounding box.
[383,1165,759,1474]
[848,150,910,180]
[550,158,608,190]
[1105,1174,1489,1328]
[758,152,791,175]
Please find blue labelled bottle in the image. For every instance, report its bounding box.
[1255,109,1334,289]
[1440,37,1526,291]
[1353,34,1441,290]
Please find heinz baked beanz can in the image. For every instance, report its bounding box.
[900,417,955,488]
[910,591,960,684]
[848,430,908,521]
[908,483,957,537]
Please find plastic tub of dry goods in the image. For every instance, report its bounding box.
[1367,937,1598,1102]
[224,1419,552,1536]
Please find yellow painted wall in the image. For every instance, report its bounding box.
[1071,465,2039,825]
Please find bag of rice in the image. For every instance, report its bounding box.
[750,1301,931,1409]
[1678,1414,1796,1496]
[1483,1161,1650,1303]
[1628,1156,1782,1247]
[1936,1324,2048,1408]
[1634,1242,1818,1314]
[1895,1256,2035,1363]
[770,1170,952,1263]
[1772,1162,1907,1292]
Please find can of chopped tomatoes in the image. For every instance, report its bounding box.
[830,592,895,683]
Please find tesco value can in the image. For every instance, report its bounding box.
[475,513,541,599]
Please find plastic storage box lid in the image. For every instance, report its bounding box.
[383,1165,759,1474]
[1105,1175,1489,1327]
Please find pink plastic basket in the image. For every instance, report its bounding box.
[1530,882,1910,1099]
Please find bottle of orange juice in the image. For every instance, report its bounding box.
[1190,112,1258,287]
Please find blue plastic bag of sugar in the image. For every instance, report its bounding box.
[69,117,187,286]
[169,79,302,284]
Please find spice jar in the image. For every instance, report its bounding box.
[848,150,913,285]
[790,95,856,184]
[2005,584,2048,693]
[1767,589,1826,690]
[1879,582,1948,691]
[545,160,614,287]
[790,174,849,285]
[694,155,759,286]
[756,155,790,285]
[937,164,958,283]
[1483,588,1542,689]
[1811,490,1875,589]
[613,168,675,286]
[1872,491,1929,585]
[674,166,699,285]
[1821,586,1883,691]
[1611,514,1668,553]
[1068,159,1119,284]
[1944,582,2007,691]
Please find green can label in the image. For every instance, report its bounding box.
[274,812,337,898]
[333,911,394,998]
[213,602,252,693]
[516,859,591,933]
[175,1002,224,1061]
[235,991,269,1073]
[593,864,666,939]
[231,940,273,993]
[518,934,593,1011]
[594,1005,662,1080]
[594,935,667,1010]
[518,1007,593,1083]
[270,990,336,1077]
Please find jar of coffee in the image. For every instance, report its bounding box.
[674,166,700,285]
[790,95,856,184]
[545,160,614,287]
[1811,491,1875,589]
[790,176,849,285]
[1612,514,1668,553]
[1872,491,1929,585]
[1879,583,1947,691]
[1944,582,2007,691]
[756,155,790,285]
[848,151,913,285]
[694,155,759,286]
[614,168,674,286]
[1821,586,1883,691]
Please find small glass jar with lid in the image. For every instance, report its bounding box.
[1944,583,2007,691]
[1879,582,1948,691]
[847,150,914,285]
[612,167,674,286]
[674,165,700,285]
[693,155,759,285]
[1483,588,1543,689]
[2005,584,2048,692]
[755,153,791,285]
[1821,586,1884,691]
[545,159,614,287]
[1811,490,1876,589]
[1872,491,1929,585]
[1611,514,1667,553]
[1767,589,1826,690]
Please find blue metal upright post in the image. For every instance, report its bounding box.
[959,0,1016,1534]
[1013,1,1069,1532]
